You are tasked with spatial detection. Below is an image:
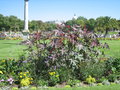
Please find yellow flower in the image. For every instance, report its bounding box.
[20,72,23,75]
[53,72,56,75]
[20,76,22,78]
[56,75,59,77]
[26,71,29,74]
[30,78,33,80]
[20,78,30,86]
[92,78,96,82]
[1,60,5,63]
[65,85,71,88]
[0,71,3,74]
[30,81,33,84]
[24,74,26,76]
[49,72,56,76]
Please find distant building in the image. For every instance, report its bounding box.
[72,14,77,20]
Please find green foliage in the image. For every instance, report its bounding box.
[48,72,60,86]
[0,58,31,86]
[105,58,120,75]
[79,61,106,80]
[67,79,80,86]
[36,79,48,86]
[107,73,120,82]
[0,14,56,31]
[0,13,120,32]
[95,16,119,37]
[97,77,107,83]
[29,20,53,31]
[0,14,23,31]
[57,68,73,83]
[26,24,103,85]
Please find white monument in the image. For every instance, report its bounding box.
[23,0,29,32]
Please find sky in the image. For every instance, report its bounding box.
[0,0,120,21]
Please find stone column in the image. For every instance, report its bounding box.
[24,0,29,31]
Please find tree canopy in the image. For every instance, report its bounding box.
[0,14,120,34]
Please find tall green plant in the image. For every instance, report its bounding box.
[27,24,103,83]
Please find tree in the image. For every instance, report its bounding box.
[117,20,120,31]
[95,16,119,37]
[0,14,24,31]
[66,16,88,30]
[86,18,96,31]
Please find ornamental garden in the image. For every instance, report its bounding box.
[0,15,120,90]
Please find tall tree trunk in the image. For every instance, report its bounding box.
[104,29,109,38]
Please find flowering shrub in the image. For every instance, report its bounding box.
[0,59,31,86]
[48,72,60,86]
[19,72,33,86]
[0,71,14,85]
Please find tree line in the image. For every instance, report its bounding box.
[0,14,120,34]
[66,16,120,34]
[0,14,56,32]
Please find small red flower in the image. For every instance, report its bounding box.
[66,25,71,28]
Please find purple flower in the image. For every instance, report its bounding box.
[7,78,14,84]
[0,79,4,82]
[54,66,57,70]
[23,60,28,63]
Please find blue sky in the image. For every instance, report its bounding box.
[0,0,120,21]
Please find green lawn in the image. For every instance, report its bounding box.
[44,84,120,90]
[0,40,120,59]
[108,31,118,35]
[101,40,120,58]
[0,40,26,59]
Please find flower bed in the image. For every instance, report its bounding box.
[0,25,120,88]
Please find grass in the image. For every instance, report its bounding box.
[44,84,120,90]
[108,31,118,35]
[101,40,120,58]
[0,40,26,59]
[0,40,120,59]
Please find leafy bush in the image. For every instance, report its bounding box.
[56,68,73,83]
[79,61,106,80]
[107,73,120,82]
[26,24,103,84]
[97,77,107,83]
[36,79,48,86]
[105,58,120,75]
